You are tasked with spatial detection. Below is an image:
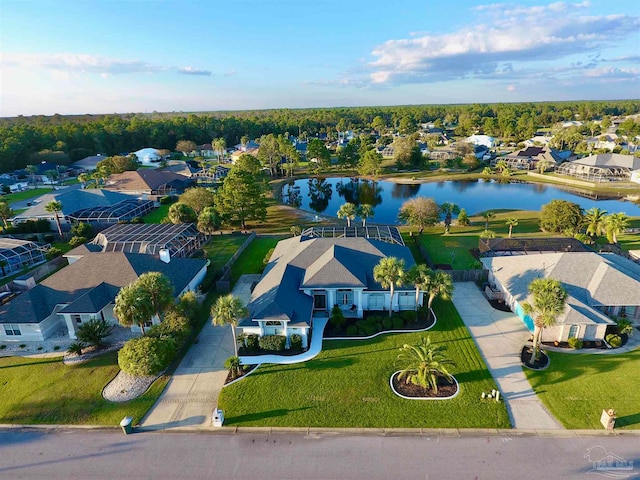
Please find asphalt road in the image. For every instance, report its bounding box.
[0,430,638,479]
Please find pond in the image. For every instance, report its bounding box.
[281,177,640,224]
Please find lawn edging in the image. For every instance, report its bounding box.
[389,371,460,401]
[325,308,437,341]
[223,365,262,388]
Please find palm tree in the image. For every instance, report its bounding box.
[213,138,226,163]
[0,201,14,229]
[373,257,406,318]
[521,278,568,361]
[406,264,431,312]
[584,207,607,240]
[114,283,154,335]
[26,164,37,186]
[77,172,89,188]
[357,204,374,226]
[337,202,357,227]
[396,336,456,394]
[482,211,495,231]
[211,294,247,357]
[44,200,63,236]
[505,217,519,238]
[495,159,507,173]
[482,166,493,176]
[137,272,173,322]
[605,212,629,244]
[537,159,552,174]
[425,271,453,310]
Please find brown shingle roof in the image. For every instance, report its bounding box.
[104,170,191,193]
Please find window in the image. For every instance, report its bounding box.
[568,325,578,339]
[313,293,327,310]
[3,324,21,336]
[72,314,82,325]
[337,289,353,306]
[620,306,637,317]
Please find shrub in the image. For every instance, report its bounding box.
[263,248,275,265]
[616,317,634,336]
[258,335,286,352]
[19,344,26,349]
[480,229,496,239]
[68,236,87,248]
[67,342,85,356]
[345,325,358,336]
[130,216,144,224]
[159,196,174,205]
[382,317,393,330]
[148,310,192,345]
[53,345,60,351]
[290,334,302,351]
[118,336,177,376]
[224,356,242,379]
[567,337,583,349]
[329,305,346,331]
[70,222,92,237]
[176,291,200,326]
[244,334,259,351]
[392,316,405,330]
[606,334,622,348]
[401,310,417,324]
[46,247,63,260]
[0,344,6,349]
[43,234,55,243]
[76,318,114,348]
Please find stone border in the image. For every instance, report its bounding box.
[389,371,460,401]
[102,370,163,402]
[520,349,551,371]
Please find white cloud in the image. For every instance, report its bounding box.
[584,66,640,78]
[177,66,212,76]
[368,2,640,84]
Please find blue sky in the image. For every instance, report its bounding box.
[1,0,639,116]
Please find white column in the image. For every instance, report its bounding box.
[356,290,363,318]
[327,290,336,311]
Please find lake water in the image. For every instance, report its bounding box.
[281,177,640,224]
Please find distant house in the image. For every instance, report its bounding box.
[12,189,135,231]
[493,146,563,171]
[197,143,215,157]
[555,153,640,184]
[65,199,156,227]
[238,230,418,349]
[466,134,496,149]
[103,170,194,197]
[481,252,640,342]
[0,252,208,341]
[0,177,29,193]
[133,148,162,166]
[15,162,68,184]
[230,147,259,164]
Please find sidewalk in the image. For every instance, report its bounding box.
[452,282,563,430]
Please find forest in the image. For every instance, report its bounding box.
[1,99,639,173]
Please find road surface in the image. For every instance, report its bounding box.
[0,429,638,479]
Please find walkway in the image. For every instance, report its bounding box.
[452,282,563,430]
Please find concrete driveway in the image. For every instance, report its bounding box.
[140,321,233,431]
[452,282,563,430]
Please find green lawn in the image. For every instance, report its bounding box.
[142,205,170,223]
[618,217,640,251]
[230,237,279,285]
[0,352,168,425]
[5,188,53,205]
[200,234,249,290]
[524,349,640,429]
[218,298,510,428]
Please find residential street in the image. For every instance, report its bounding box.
[0,429,638,479]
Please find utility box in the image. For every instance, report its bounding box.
[120,416,134,435]
[600,409,616,430]
[212,408,225,427]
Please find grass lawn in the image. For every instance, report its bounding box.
[218,298,510,428]
[4,187,53,205]
[524,349,640,429]
[413,210,545,269]
[618,217,640,251]
[0,352,168,425]
[230,237,279,285]
[142,204,170,224]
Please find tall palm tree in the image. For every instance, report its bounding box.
[44,200,64,236]
[505,217,519,238]
[114,283,154,335]
[213,138,226,163]
[373,257,406,318]
[211,294,247,357]
[482,210,495,231]
[537,159,552,174]
[482,166,493,176]
[605,212,629,244]
[396,336,456,394]
[357,204,374,226]
[584,207,607,239]
[337,202,357,227]
[26,165,37,186]
[425,271,453,310]
[137,272,174,322]
[521,278,568,361]
[495,159,507,173]
[406,264,432,312]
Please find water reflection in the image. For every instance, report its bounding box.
[307,178,333,213]
[390,183,420,199]
[335,179,383,207]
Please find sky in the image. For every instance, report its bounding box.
[1,0,639,117]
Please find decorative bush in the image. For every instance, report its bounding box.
[68,236,87,248]
[148,310,191,345]
[224,356,242,379]
[76,317,114,348]
[67,342,85,356]
[263,248,275,265]
[244,334,259,351]
[258,335,286,352]
[345,325,358,336]
[290,334,302,351]
[567,337,583,349]
[70,222,92,237]
[401,310,417,324]
[480,229,497,239]
[606,334,622,348]
[382,317,393,330]
[330,305,346,331]
[118,336,177,376]
[392,316,405,330]
[46,247,63,260]
[616,317,634,336]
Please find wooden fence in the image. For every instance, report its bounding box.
[215,232,257,293]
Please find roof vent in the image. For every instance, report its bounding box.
[159,248,170,263]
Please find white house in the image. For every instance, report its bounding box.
[466,135,496,149]
[133,148,162,166]
[238,233,419,349]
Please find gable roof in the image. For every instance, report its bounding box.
[481,252,640,326]
[12,188,134,221]
[571,153,640,170]
[243,236,415,326]
[104,170,192,193]
[0,252,207,324]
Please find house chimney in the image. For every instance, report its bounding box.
[159,248,170,263]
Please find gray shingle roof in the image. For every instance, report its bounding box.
[242,236,416,327]
[0,252,207,324]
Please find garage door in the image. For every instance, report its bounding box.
[398,293,415,309]
[368,294,384,310]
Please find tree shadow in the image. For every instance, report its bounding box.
[226,406,311,425]
[0,358,61,370]
[615,412,640,428]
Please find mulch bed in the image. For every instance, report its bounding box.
[225,364,257,385]
[238,347,306,356]
[521,346,549,370]
[392,372,457,398]
[542,340,608,350]
[324,314,436,338]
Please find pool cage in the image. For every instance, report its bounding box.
[301,225,405,246]
[66,199,156,225]
[91,223,206,258]
[479,237,591,257]
[0,238,50,277]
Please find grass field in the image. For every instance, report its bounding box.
[524,349,640,429]
[142,205,170,223]
[0,352,168,425]
[230,237,280,285]
[4,188,53,205]
[218,298,509,428]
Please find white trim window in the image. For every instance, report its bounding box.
[337,289,354,306]
[3,324,21,336]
